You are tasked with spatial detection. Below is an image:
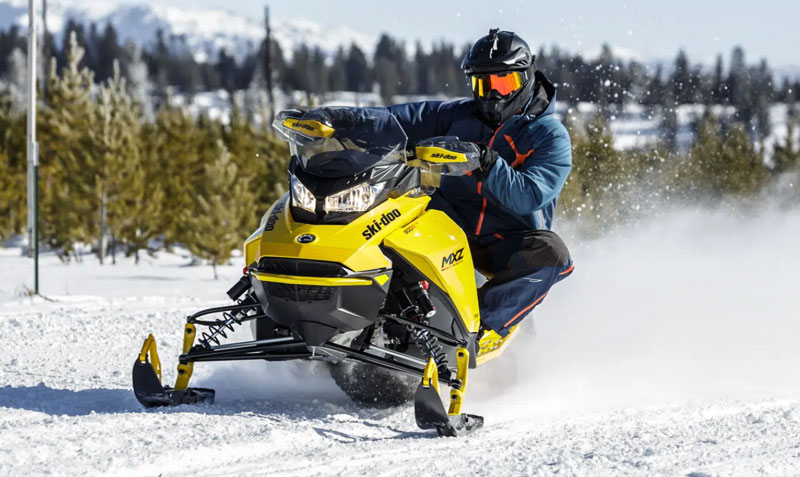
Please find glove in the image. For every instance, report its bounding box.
[324,107,359,130]
[474,144,499,179]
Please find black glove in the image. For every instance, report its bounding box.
[474,144,499,179]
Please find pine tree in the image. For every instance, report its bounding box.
[328,47,347,92]
[224,103,289,230]
[95,61,144,263]
[309,47,329,97]
[0,93,26,240]
[643,65,665,106]
[711,54,725,104]
[0,147,8,240]
[184,141,253,279]
[727,47,748,113]
[288,44,313,105]
[38,33,98,260]
[683,114,768,200]
[374,34,412,104]
[771,120,799,175]
[345,44,370,93]
[671,49,694,104]
[0,109,12,240]
[118,121,164,262]
[147,103,205,247]
[560,116,632,230]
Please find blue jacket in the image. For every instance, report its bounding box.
[387,72,571,243]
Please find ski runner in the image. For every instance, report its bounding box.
[385,28,574,353]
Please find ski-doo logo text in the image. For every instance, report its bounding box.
[431,152,458,160]
[291,121,315,132]
[264,200,285,232]
[362,209,402,240]
[441,247,465,270]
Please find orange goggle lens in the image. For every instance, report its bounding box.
[470,71,524,98]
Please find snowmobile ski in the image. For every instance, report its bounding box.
[414,357,484,437]
[132,334,214,407]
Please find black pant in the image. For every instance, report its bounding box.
[471,230,573,335]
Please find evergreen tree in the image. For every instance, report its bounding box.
[0,26,25,79]
[224,104,289,230]
[94,61,144,263]
[711,54,725,104]
[119,120,165,262]
[287,44,313,104]
[771,120,799,174]
[184,141,253,279]
[92,23,125,83]
[308,47,329,97]
[328,47,347,92]
[38,34,98,260]
[147,104,206,247]
[0,93,26,240]
[642,65,665,106]
[661,89,679,153]
[560,116,632,228]
[374,34,412,104]
[750,59,773,138]
[414,42,431,94]
[671,49,694,104]
[727,46,748,111]
[0,146,8,239]
[683,114,768,200]
[345,44,370,93]
[430,42,461,96]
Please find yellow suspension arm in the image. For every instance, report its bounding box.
[421,357,440,394]
[138,334,162,382]
[448,347,469,416]
[174,324,196,390]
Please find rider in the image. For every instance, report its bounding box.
[387,28,574,344]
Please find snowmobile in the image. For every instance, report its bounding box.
[132,107,520,436]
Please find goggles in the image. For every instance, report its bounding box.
[470,71,526,98]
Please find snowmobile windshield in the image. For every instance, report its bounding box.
[273,107,408,177]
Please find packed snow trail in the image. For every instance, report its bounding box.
[2,209,800,476]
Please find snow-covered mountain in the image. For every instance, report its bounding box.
[0,0,376,62]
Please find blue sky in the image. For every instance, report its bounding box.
[143,0,798,67]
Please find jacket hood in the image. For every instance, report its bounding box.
[524,70,557,118]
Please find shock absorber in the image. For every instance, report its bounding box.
[404,281,452,381]
[197,293,258,349]
[409,325,451,381]
[409,281,435,318]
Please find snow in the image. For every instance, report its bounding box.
[2,207,800,475]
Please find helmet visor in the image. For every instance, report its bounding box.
[470,71,525,98]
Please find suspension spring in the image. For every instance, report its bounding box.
[408,323,451,381]
[197,293,255,349]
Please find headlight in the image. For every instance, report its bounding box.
[291,175,316,213]
[324,182,384,213]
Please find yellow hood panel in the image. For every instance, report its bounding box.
[245,193,430,272]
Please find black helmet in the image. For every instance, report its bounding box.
[461,28,536,125]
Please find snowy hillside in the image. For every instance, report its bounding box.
[2,208,800,475]
[0,0,376,61]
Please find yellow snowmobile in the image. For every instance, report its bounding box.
[132,107,519,436]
